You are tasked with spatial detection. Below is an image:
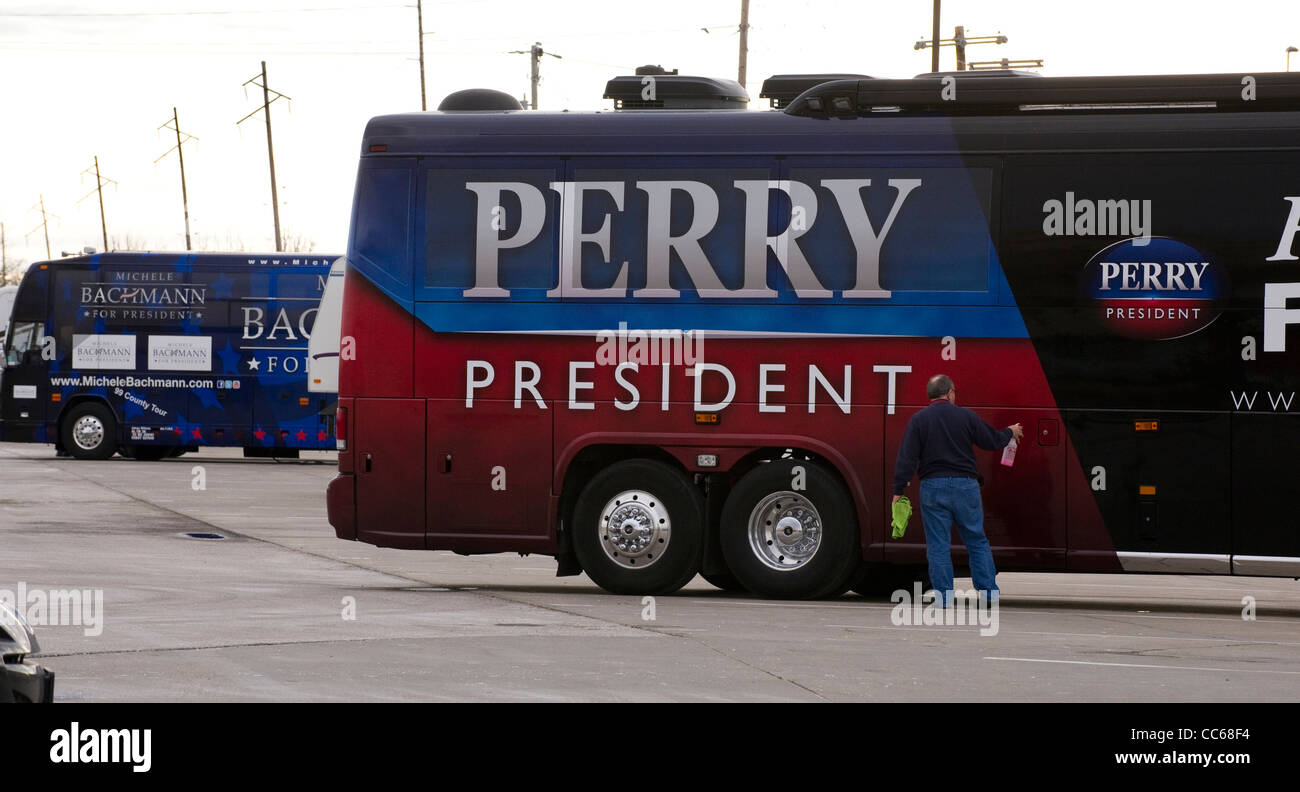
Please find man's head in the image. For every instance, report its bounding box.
[927,374,955,401]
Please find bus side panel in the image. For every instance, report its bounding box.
[354,397,425,548]
[1064,412,1231,558]
[339,266,412,398]
[883,405,1067,570]
[1231,414,1300,559]
[424,399,553,552]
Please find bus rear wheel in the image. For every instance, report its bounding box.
[572,459,704,596]
[720,460,860,599]
[61,403,118,461]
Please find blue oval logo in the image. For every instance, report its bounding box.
[1081,237,1226,340]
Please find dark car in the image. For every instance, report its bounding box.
[0,602,55,703]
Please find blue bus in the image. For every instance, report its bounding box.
[0,252,339,460]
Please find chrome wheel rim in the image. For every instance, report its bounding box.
[748,491,822,571]
[598,490,669,569]
[72,415,105,452]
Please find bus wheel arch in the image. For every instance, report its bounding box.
[58,398,119,460]
[569,457,704,595]
[555,444,685,571]
[719,457,861,599]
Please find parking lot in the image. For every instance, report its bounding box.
[3,441,1299,702]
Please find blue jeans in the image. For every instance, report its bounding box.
[919,477,998,606]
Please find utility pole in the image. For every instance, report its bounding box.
[510,43,561,110]
[156,108,198,251]
[1,222,7,284]
[238,61,291,252]
[915,26,1008,71]
[26,195,55,260]
[417,0,427,110]
[79,156,117,251]
[931,1,941,73]
[737,0,750,89]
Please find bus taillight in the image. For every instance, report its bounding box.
[336,405,347,451]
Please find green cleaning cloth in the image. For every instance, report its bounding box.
[891,496,912,539]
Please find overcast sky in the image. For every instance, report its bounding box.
[2,0,1299,272]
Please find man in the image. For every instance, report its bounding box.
[892,374,1023,606]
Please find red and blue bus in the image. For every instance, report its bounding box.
[327,71,1300,598]
[0,252,339,460]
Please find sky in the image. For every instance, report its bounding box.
[2,0,1300,277]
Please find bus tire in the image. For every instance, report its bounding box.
[720,460,860,599]
[61,402,118,461]
[572,459,704,596]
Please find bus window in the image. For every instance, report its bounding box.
[4,321,39,366]
[421,164,561,299]
[351,164,413,298]
[786,165,994,296]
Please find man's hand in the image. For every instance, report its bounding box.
[1008,423,1025,443]
[892,495,901,505]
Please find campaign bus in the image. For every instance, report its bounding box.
[326,71,1300,599]
[0,252,340,460]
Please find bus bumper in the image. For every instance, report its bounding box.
[327,473,356,540]
[1,660,55,703]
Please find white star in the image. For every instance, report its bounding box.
[247,358,260,371]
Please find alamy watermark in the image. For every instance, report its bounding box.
[1,582,104,637]
[890,582,999,637]
[594,321,703,366]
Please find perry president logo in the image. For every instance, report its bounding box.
[1080,237,1226,340]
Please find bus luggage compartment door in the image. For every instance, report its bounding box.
[1231,413,1300,563]
[1069,411,1230,562]
[425,400,551,552]
[354,398,425,549]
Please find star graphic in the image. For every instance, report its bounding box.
[317,431,328,442]
[191,428,202,439]
[296,430,307,441]
[210,273,235,299]
[217,341,242,375]
[254,429,265,440]
[247,358,261,371]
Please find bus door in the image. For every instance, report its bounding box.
[1,317,49,438]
